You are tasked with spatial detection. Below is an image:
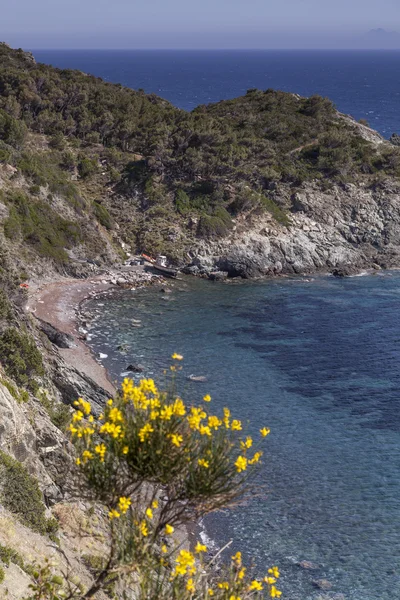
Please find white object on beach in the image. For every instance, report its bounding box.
[99,353,108,359]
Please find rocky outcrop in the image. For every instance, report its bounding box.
[187,180,400,278]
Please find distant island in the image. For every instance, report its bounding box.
[361,28,400,49]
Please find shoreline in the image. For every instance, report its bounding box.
[26,267,160,397]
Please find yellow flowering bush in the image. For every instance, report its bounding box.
[24,355,280,600]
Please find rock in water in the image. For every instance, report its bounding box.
[312,579,333,591]
[126,363,145,373]
[188,375,208,382]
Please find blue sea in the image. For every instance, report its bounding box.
[34,50,400,598]
[32,49,400,137]
[84,273,400,600]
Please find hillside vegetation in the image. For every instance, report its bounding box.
[1,41,400,267]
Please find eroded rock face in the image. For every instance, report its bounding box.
[0,383,62,501]
[189,181,400,278]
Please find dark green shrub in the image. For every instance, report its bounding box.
[175,189,191,215]
[0,566,4,583]
[93,202,113,229]
[0,109,27,149]
[3,191,81,263]
[37,389,71,431]
[0,290,12,320]
[78,156,98,178]
[0,451,56,535]
[0,327,44,388]
[0,543,36,578]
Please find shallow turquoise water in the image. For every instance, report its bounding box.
[85,272,400,599]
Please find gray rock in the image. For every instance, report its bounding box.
[126,363,145,373]
[188,375,208,382]
[36,318,75,349]
[297,560,319,570]
[208,271,229,281]
[312,579,333,591]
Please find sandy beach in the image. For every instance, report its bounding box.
[26,276,117,395]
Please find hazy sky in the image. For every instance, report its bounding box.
[2,0,400,49]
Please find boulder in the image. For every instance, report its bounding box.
[36,318,75,349]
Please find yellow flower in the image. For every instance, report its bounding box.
[107,399,113,406]
[152,500,159,509]
[208,415,222,429]
[118,496,131,514]
[248,451,262,465]
[173,550,195,577]
[260,427,271,437]
[82,450,93,463]
[122,445,129,455]
[173,398,186,416]
[223,407,230,428]
[75,457,81,466]
[198,458,210,468]
[264,576,276,584]
[231,551,242,565]
[186,578,195,593]
[171,353,183,360]
[169,433,183,447]
[238,567,246,579]
[165,524,174,535]
[268,566,280,579]
[218,582,229,590]
[195,542,207,553]
[95,443,107,462]
[138,423,154,442]
[109,407,123,423]
[270,585,282,598]
[203,394,211,402]
[139,520,148,537]
[208,591,214,596]
[234,455,247,473]
[231,419,242,431]
[161,544,168,553]
[229,596,241,600]
[160,405,174,420]
[72,410,84,423]
[240,436,253,450]
[108,509,120,519]
[74,398,91,415]
[146,508,153,519]
[199,425,212,436]
[249,580,263,591]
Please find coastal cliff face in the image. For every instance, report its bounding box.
[188,179,400,277]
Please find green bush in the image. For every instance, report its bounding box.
[0,327,44,388]
[0,290,12,320]
[0,543,36,578]
[93,201,113,230]
[3,191,81,263]
[0,451,57,536]
[0,566,4,583]
[0,108,27,149]
[197,207,233,239]
[37,389,71,431]
[78,155,98,179]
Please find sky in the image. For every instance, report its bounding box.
[1,0,400,49]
